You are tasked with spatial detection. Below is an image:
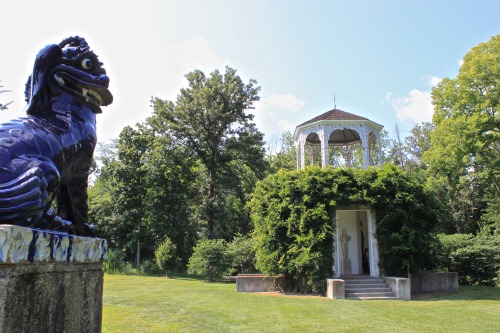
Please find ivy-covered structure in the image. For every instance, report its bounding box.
[249,166,439,293]
[250,109,439,293]
[293,109,385,278]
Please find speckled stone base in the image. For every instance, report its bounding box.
[0,225,107,263]
[0,225,107,333]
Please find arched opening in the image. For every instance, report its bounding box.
[294,109,384,170]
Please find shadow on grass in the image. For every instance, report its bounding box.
[414,286,500,301]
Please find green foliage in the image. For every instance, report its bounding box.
[89,122,199,267]
[226,235,257,275]
[187,239,231,281]
[103,248,128,274]
[250,165,440,292]
[437,233,500,286]
[104,249,162,275]
[424,34,500,234]
[250,167,335,293]
[151,67,267,239]
[266,131,297,172]
[154,237,179,273]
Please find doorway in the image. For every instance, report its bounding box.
[334,209,379,277]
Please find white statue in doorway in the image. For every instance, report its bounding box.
[340,228,351,260]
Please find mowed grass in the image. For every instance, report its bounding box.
[103,274,500,333]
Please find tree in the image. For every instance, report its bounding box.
[150,67,267,239]
[424,34,500,234]
[266,131,297,172]
[226,235,257,275]
[155,237,179,275]
[187,239,231,281]
[89,123,199,267]
[405,122,434,169]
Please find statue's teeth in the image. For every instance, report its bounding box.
[82,88,88,96]
[54,74,65,86]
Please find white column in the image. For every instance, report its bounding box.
[368,209,380,277]
[319,129,328,169]
[359,126,370,169]
[375,130,382,166]
[295,140,300,170]
[308,145,314,165]
[299,134,306,170]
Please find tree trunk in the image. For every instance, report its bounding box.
[206,169,216,239]
[136,219,141,266]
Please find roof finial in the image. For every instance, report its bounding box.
[333,95,337,109]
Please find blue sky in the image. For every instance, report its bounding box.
[0,1,498,144]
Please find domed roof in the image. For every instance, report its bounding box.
[297,109,369,127]
[293,108,383,143]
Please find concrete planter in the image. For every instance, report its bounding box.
[236,274,282,292]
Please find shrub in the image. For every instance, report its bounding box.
[104,248,128,274]
[140,260,164,275]
[437,233,500,286]
[226,235,257,275]
[154,237,179,274]
[187,239,231,281]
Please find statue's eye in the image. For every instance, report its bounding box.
[81,58,92,69]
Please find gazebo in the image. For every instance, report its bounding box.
[293,109,383,170]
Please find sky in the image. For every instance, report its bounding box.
[0,0,498,146]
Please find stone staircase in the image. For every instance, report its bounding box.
[342,275,398,300]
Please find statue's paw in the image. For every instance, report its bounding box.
[32,208,75,235]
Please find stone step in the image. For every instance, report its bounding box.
[346,291,396,298]
[347,296,400,300]
[340,275,399,300]
[345,281,386,286]
[345,286,392,293]
[341,275,375,279]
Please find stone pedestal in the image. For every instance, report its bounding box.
[342,259,352,275]
[0,225,107,333]
[326,279,345,299]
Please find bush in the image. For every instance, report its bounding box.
[155,237,179,274]
[226,235,257,275]
[104,248,128,274]
[437,233,500,286]
[139,260,164,275]
[187,239,231,281]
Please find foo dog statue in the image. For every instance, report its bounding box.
[0,36,113,236]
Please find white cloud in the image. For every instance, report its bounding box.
[96,35,230,142]
[427,76,442,88]
[264,93,305,111]
[386,75,441,124]
[253,93,305,137]
[386,89,434,123]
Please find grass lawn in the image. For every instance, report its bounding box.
[103,274,500,333]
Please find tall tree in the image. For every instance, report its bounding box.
[89,124,199,266]
[405,122,434,168]
[266,131,297,172]
[424,34,500,234]
[150,67,267,239]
